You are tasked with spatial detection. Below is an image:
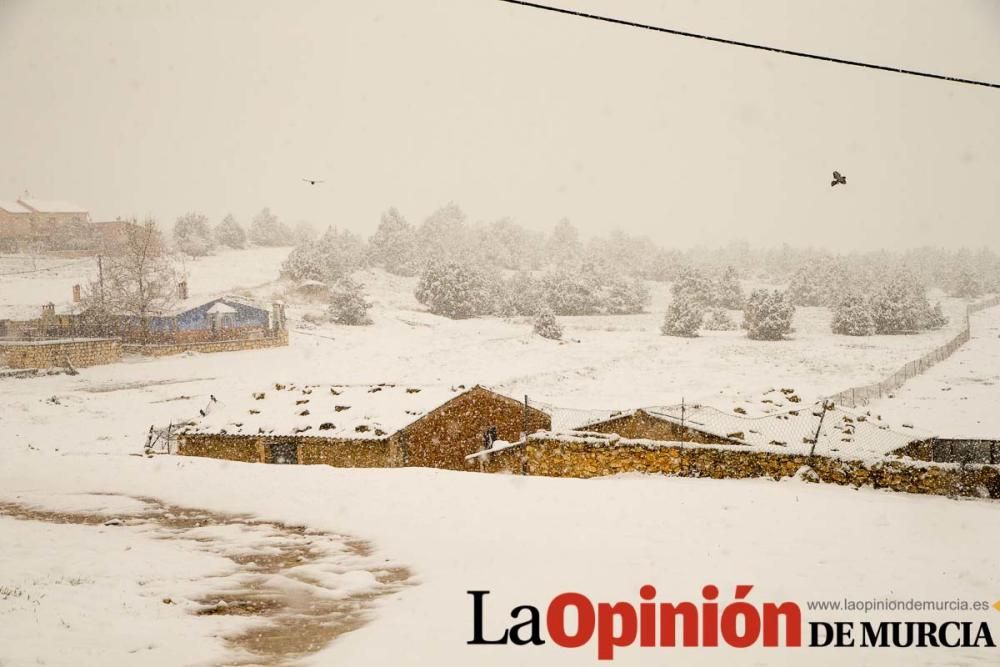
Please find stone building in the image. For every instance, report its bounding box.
[0,197,91,252]
[178,383,551,471]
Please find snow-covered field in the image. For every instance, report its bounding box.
[870,306,1000,438]
[2,250,999,666]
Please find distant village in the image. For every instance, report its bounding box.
[0,195,288,370]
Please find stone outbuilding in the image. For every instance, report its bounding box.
[178,383,551,471]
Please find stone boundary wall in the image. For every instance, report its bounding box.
[122,330,288,358]
[177,432,394,467]
[0,338,121,369]
[479,435,1000,500]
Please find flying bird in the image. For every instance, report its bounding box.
[831,171,846,187]
[302,178,324,185]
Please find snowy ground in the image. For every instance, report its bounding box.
[869,305,1000,438]
[2,259,999,665]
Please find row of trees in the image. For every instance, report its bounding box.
[831,272,947,336]
[661,286,794,341]
[413,261,650,320]
[172,209,313,256]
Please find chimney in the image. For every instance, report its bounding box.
[177,281,188,300]
[41,302,55,319]
[72,284,81,302]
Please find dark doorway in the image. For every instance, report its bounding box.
[267,442,299,465]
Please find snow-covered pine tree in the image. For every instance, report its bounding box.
[173,212,214,256]
[601,274,650,315]
[415,261,495,319]
[671,267,713,307]
[831,293,876,336]
[924,301,948,330]
[214,214,246,249]
[249,208,292,246]
[541,265,602,316]
[743,289,794,340]
[868,270,936,334]
[702,308,737,331]
[500,272,545,316]
[533,308,563,340]
[712,266,744,309]
[328,277,372,325]
[950,269,983,299]
[368,207,419,276]
[661,290,705,337]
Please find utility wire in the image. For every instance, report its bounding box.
[498,0,1000,90]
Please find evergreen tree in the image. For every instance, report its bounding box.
[249,208,292,246]
[368,207,419,276]
[671,267,714,307]
[831,293,876,336]
[703,308,737,331]
[661,291,705,337]
[950,270,983,299]
[743,289,795,340]
[868,271,936,334]
[328,277,372,325]
[415,261,495,319]
[533,308,563,340]
[712,266,744,309]
[214,214,246,249]
[173,212,214,256]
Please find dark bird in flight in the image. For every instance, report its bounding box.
[831,171,847,187]
[303,178,324,185]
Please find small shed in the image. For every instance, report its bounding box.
[577,404,920,458]
[177,383,551,471]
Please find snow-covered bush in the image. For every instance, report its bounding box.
[498,272,546,317]
[661,291,705,337]
[787,259,846,307]
[541,265,603,316]
[925,301,948,330]
[671,267,714,307]
[415,261,496,319]
[281,228,364,283]
[533,308,563,340]
[368,208,419,276]
[743,289,794,340]
[173,212,214,256]
[328,277,372,325]
[214,214,246,249]
[702,308,737,331]
[868,271,941,334]
[712,266,744,309]
[831,293,876,336]
[541,264,649,316]
[950,270,983,299]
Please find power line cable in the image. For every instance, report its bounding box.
[498,0,1000,90]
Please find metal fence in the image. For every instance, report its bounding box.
[828,295,1000,408]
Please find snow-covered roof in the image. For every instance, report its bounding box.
[17,198,87,214]
[0,200,30,214]
[181,383,471,440]
[154,294,269,317]
[579,403,925,458]
[206,302,238,315]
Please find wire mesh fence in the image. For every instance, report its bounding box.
[827,295,1000,408]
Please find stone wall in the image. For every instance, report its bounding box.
[480,435,1000,500]
[123,330,288,358]
[0,338,121,369]
[177,432,392,467]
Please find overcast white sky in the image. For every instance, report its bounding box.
[1,0,999,250]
